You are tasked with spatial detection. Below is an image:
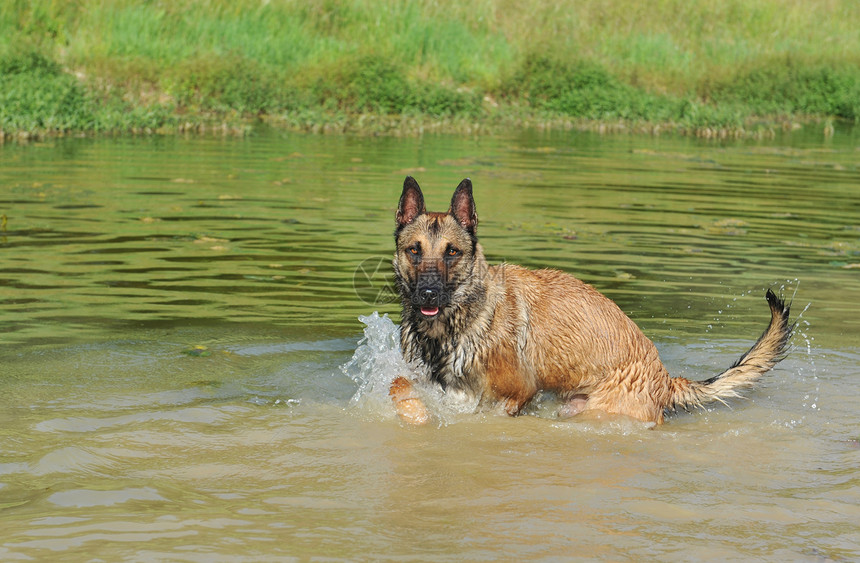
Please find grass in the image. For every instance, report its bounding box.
[1,0,859,139]
[0,48,178,136]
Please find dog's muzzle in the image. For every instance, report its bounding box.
[414,274,448,318]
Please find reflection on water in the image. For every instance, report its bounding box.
[1,128,859,560]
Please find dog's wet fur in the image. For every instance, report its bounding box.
[391,176,794,424]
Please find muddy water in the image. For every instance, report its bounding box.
[1,128,858,560]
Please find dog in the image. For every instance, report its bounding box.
[388,176,793,425]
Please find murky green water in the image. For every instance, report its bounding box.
[1,128,859,560]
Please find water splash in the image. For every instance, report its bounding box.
[340,312,479,423]
[340,312,412,418]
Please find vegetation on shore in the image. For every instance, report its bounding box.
[2,0,859,140]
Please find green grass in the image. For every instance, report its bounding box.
[1,0,859,138]
[0,47,178,135]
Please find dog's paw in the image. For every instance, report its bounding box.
[389,376,431,425]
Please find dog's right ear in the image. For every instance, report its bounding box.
[396,176,426,227]
[450,178,477,233]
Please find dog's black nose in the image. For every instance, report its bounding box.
[419,288,439,306]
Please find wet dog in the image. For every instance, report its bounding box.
[389,176,793,424]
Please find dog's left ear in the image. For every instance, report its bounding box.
[450,178,478,233]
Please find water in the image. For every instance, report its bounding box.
[1,128,859,560]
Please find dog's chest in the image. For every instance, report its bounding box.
[403,328,482,394]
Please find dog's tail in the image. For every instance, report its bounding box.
[670,289,794,412]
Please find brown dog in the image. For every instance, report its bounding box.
[390,176,793,424]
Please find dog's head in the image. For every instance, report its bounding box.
[394,176,479,322]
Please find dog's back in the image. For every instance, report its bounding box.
[467,264,673,420]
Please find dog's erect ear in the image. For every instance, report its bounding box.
[396,176,426,227]
[397,176,426,226]
[450,178,478,233]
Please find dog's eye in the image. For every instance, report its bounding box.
[447,247,459,257]
[409,245,420,255]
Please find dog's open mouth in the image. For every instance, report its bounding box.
[420,307,440,317]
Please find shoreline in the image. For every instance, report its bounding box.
[0,109,845,145]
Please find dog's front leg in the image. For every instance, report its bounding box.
[389,376,430,425]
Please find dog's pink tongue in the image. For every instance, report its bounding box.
[421,307,440,317]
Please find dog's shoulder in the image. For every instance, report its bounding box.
[490,264,619,316]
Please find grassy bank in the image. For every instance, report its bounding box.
[2,0,859,139]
